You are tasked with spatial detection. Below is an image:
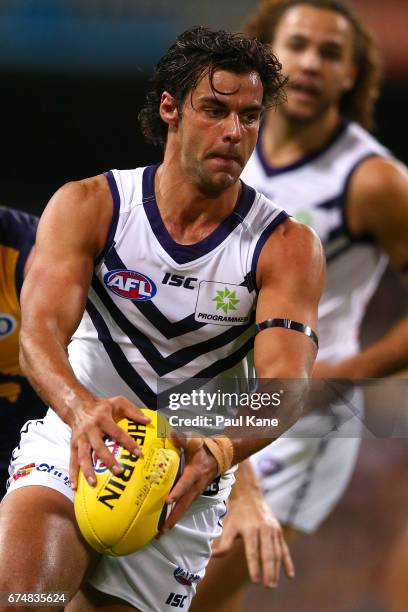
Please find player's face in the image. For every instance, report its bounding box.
[179,70,264,195]
[272,5,357,123]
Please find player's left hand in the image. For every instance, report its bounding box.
[160,433,218,534]
[212,492,295,588]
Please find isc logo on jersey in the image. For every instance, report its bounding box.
[104,269,157,301]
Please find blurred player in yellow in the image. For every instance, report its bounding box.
[191,1,408,610]
[0,206,46,495]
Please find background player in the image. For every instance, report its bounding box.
[0,27,323,611]
[191,1,408,610]
[0,206,45,495]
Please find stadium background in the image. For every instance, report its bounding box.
[1,1,407,609]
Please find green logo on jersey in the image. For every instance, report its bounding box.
[294,209,314,227]
[212,288,240,314]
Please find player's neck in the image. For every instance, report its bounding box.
[261,108,341,167]
[153,161,241,245]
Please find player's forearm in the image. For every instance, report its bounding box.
[229,437,273,466]
[229,459,262,500]
[331,316,408,378]
[228,377,309,465]
[19,327,95,426]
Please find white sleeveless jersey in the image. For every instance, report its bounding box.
[67,164,287,407]
[242,121,390,362]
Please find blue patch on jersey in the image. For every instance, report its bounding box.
[104,269,157,301]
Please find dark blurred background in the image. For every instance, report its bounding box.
[2,1,408,610]
[1,0,407,214]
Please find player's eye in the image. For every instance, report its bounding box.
[204,107,225,118]
[241,112,260,125]
[286,37,307,52]
[321,46,343,61]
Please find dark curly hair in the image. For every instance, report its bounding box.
[244,0,382,131]
[138,26,287,147]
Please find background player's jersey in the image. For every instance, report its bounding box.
[242,120,390,362]
[0,207,37,401]
[68,164,287,407]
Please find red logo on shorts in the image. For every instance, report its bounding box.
[12,463,36,480]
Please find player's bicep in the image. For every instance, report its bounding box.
[349,158,408,285]
[21,177,113,345]
[21,250,94,345]
[372,166,408,283]
[254,220,324,378]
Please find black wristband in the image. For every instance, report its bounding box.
[255,318,318,348]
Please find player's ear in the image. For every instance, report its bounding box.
[159,92,179,128]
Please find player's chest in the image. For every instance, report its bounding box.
[98,240,255,329]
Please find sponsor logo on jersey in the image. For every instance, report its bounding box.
[165,593,188,608]
[104,269,157,301]
[162,273,198,290]
[92,439,121,474]
[173,567,201,586]
[212,287,240,314]
[0,313,17,339]
[194,281,253,326]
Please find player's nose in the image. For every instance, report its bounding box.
[222,112,242,143]
[299,47,322,73]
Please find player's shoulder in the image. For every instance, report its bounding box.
[272,217,322,256]
[260,218,324,276]
[348,156,408,236]
[42,174,113,227]
[37,174,115,256]
[351,156,407,197]
[55,174,111,207]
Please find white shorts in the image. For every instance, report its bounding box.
[251,388,366,533]
[6,409,232,611]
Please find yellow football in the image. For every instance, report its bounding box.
[74,409,181,556]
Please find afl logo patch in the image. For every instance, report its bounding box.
[173,567,201,586]
[0,313,17,339]
[104,269,157,301]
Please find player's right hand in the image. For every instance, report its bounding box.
[68,396,151,489]
[160,432,218,533]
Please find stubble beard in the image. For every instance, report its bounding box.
[194,159,239,198]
